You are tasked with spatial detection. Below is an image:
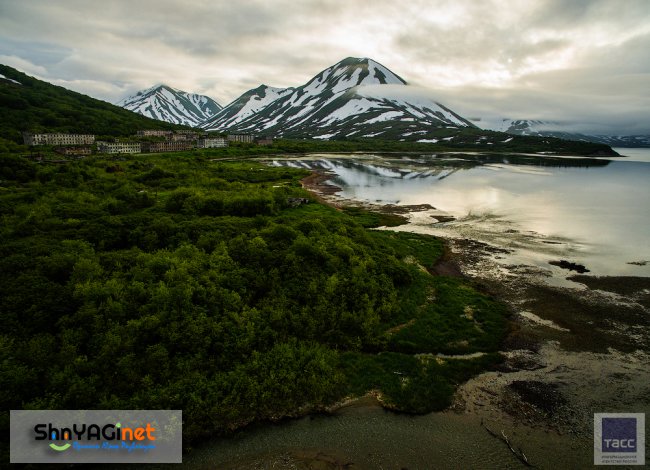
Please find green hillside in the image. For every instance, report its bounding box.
[0,153,507,452]
[0,64,189,147]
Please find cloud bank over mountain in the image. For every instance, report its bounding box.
[1,0,648,133]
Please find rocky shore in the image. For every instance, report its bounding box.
[185,164,649,469]
[301,166,650,466]
[436,229,650,464]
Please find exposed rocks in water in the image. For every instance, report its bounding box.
[507,380,566,416]
[501,326,543,353]
[455,238,512,255]
[567,275,650,309]
[382,203,436,214]
[549,260,590,273]
[496,350,546,372]
[627,260,649,266]
[430,214,456,223]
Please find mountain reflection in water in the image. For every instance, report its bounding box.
[269,152,649,278]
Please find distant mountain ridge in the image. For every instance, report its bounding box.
[0,64,185,144]
[212,85,294,130]
[474,118,650,148]
[109,59,646,147]
[117,84,222,127]
[200,57,475,140]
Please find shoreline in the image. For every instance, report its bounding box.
[297,165,650,462]
[181,163,649,469]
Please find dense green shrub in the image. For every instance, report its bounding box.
[0,154,507,455]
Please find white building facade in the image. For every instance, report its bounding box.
[97,141,142,154]
[227,134,254,143]
[23,133,96,146]
[197,138,228,148]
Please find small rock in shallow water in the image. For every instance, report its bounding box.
[627,260,648,266]
[549,260,590,273]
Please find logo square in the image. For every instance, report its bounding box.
[594,413,645,466]
[602,418,637,452]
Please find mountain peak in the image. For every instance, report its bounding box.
[118,85,222,127]
[201,57,471,138]
[337,57,380,66]
[292,57,406,104]
[137,83,171,95]
[323,57,407,87]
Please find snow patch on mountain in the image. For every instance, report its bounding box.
[117,84,222,127]
[364,111,404,124]
[319,98,381,124]
[357,85,470,127]
[200,57,473,140]
[232,86,291,123]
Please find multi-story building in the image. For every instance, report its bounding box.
[23,132,95,146]
[197,137,228,148]
[97,141,142,154]
[256,138,274,146]
[136,130,173,137]
[54,146,93,157]
[171,133,199,141]
[227,134,255,143]
[175,130,199,135]
[141,141,194,153]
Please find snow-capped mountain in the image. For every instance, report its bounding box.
[473,118,555,135]
[473,118,650,148]
[588,135,650,148]
[210,84,295,129]
[201,57,474,140]
[117,84,222,127]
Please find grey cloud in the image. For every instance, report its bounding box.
[527,0,649,30]
[435,77,650,134]
[0,38,71,67]
[0,0,648,133]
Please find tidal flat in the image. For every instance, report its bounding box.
[199,149,650,469]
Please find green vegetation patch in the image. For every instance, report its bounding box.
[0,152,508,456]
[341,206,407,228]
[0,64,186,145]
[341,351,502,413]
[387,276,509,354]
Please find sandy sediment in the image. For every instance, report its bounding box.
[283,165,650,470]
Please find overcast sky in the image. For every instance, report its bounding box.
[1,0,649,133]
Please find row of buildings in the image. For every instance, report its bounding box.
[135,130,256,144]
[96,137,230,154]
[23,133,96,146]
[22,131,272,155]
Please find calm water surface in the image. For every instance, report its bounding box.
[182,403,591,469]
[271,148,650,278]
